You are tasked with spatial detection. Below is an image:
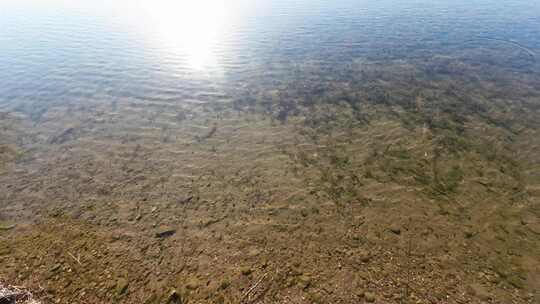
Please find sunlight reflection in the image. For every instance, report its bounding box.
[136,0,229,70]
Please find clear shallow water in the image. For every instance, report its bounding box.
[1,0,539,112]
[2,1,540,301]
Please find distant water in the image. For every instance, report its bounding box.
[1,0,539,112]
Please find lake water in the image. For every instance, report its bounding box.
[1,0,539,111]
[1,0,540,303]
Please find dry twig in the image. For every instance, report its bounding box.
[241,273,268,303]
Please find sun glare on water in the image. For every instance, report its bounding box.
[19,0,245,72]
[135,0,229,71]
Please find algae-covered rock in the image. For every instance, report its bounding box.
[467,283,491,301]
[507,274,526,289]
[218,279,230,290]
[185,277,200,290]
[0,221,16,231]
[116,278,129,296]
[297,274,312,290]
[240,266,252,276]
[364,291,376,302]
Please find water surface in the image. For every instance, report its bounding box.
[1,0,539,111]
[1,0,540,302]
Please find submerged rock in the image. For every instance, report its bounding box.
[240,267,252,276]
[297,275,312,290]
[358,250,371,263]
[185,277,201,290]
[155,227,176,238]
[0,222,16,231]
[364,291,376,302]
[116,278,129,296]
[467,283,490,301]
[389,225,401,235]
[167,289,183,304]
[521,213,540,235]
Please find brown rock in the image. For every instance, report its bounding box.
[389,225,401,235]
[467,283,490,301]
[155,226,176,238]
[240,267,252,276]
[116,278,129,296]
[185,277,200,290]
[365,291,376,302]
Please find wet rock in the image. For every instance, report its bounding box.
[521,213,540,235]
[177,196,193,204]
[214,294,225,304]
[155,227,176,238]
[467,283,490,301]
[353,215,365,227]
[289,267,303,276]
[105,280,117,290]
[307,292,322,303]
[364,291,376,302]
[0,246,12,255]
[358,250,371,263]
[240,267,252,276]
[356,270,369,280]
[116,278,129,296]
[49,127,76,144]
[389,225,401,235]
[185,277,200,290]
[167,289,183,304]
[247,248,261,257]
[144,293,158,304]
[297,275,312,290]
[0,223,16,231]
[486,274,500,284]
[507,274,525,289]
[218,279,230,290]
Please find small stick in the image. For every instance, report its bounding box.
[241,273,267,302]
[68,252,82,265]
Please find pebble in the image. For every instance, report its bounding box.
[389,225,401,235]
[358,250,371,263]
[185,277,200,290]
[167,289,182,303]
[297,275,312,290]
[116,278,129,296]
[155,227,176,238]
[365,291,376,302]
[467,283,490,301]
[240,267,252,276]
[219,279,230,290]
